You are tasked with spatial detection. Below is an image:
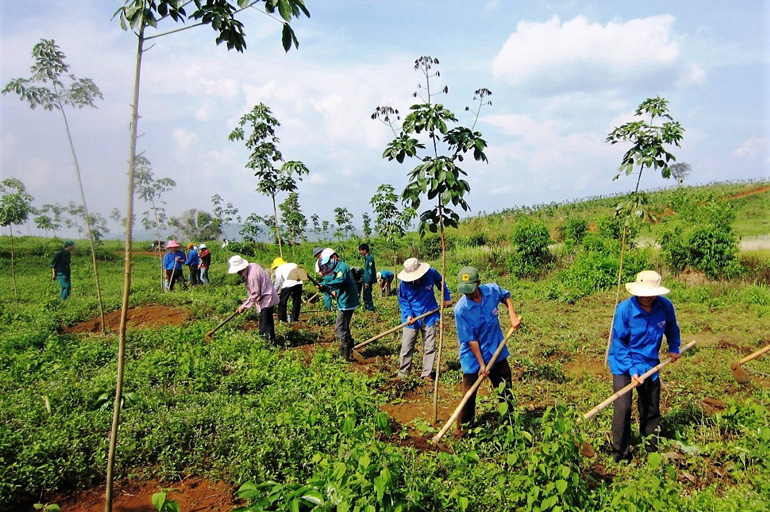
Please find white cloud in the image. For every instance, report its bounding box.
[492,15,694,95]
[172,128,200,159]
[675,64,706,87]
[732,136,766,161]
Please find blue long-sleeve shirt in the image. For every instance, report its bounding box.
[185,249,199,266]
[398,267,451,328]
[163,250,185,271]
[454,283,511,374]
[608,296,681,380]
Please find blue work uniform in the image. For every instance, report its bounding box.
[163,250,185,270]
[608,295,681,379]
[184,249,199,267]
[454,283,511,374]
[398,267,451,329]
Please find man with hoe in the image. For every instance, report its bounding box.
[358,243,377,311]
[228,255,279,343]
[271,256,304,323]
[608,270,681,462]
[453,266,521,435]
[317,249,359,361]
[313,246,335,311]
[50,240,75,300]
[163,240,187,291]
[396,258,452,381]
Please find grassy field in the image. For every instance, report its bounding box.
[1,181,768,511]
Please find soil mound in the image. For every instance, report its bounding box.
[45,477,241,512]
[61,305,190,334]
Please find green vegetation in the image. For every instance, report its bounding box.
[1,181,768,510]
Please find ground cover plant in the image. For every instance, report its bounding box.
[0,181,768,511]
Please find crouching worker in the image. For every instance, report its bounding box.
[317,249,360,361]
[609,270,681,462]
[377,270,395,296]
[228,255,278,343]
[454,266,521,436]
[272,257,304,323]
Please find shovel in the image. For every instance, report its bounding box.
[204,311,239,342]
[432,326,517,444]
[577,340,697,457]
[731,343,770,384]
[351,309,439,362]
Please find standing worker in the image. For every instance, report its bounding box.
[608,270,681,462]
[396,258,452,381]
[50,240,75,300]
[272,257,304,323]
[185,243,200,286]
[313,246,335,311]
[377,270,395,296]
[358,243,377,311]
[453,266,521,436]
[163,240,187,291]
[317,249,360,361]
[198,244,211,284]
[228,255,279,343]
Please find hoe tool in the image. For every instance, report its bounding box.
[351,309,439,363]
[432,326,518,444]
[731,343,770,384]
[204,311,239,342]
[577,340,697,457]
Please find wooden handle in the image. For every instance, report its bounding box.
[432,326,517,444]
[353,309,439,350]
[581,340,697,421]
[206,311,239,337]
[737,343,770,366]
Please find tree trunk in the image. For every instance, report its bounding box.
[432,206,447,425]
[105,25,144,512]
[57,94,107,333]
[272,193,284,258]
[9,224,18,301]
[153,204,164,291]
[604,224,628,365]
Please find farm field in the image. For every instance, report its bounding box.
[1,182,769,511]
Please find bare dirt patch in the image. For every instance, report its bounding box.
[563,358,608,379]
[45,477,242,512]
[61,305,190,334]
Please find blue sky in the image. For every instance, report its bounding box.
[1,1,767,237]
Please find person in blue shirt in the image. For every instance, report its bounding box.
[317,250,360,361]
[454,266,521,435]
[608,270,681,462]
[162,240,187,291]
[184,243,200,286]
[377,269,395,296]
[396,258,452,380]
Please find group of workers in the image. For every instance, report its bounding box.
[162,240,212,290]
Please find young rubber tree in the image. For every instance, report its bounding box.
[370,183,411,278]
[373,56,492,424]
[0,178,34,301]
[135,156,176,289]
[333,206,354,241]
[211,194,241,240]
[310,213,321,240]
[604,96,684,363]
[361,212,372,239]
[228,103,310,258]
[3,39,107,330]
[670,162,692,186]
[109,2,309,509]
[240,212,267,243]
[280,192,307,259]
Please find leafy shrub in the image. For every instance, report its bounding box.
[596,214,639,242]
[558,217,588,244]
[418,232,455,261]
[463,232,489,247]
[549,249,652,302]
[508,219,553,278]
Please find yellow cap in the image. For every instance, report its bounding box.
[271,257,287,269]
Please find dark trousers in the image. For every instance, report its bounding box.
[259,306,276,342]
[334,309,355,360]
[188,265,199,286]
[167,268,187,291]
[277,284,303,322]
[362,284,375,311]
[457,358,513,432]
[612,374,661,461]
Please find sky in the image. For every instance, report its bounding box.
[1,0,767,238]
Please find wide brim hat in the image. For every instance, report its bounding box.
[228,255,249,274]
[320,248,336,265]
[312,246,324,258]
[271,257,287,269]
[398,258,430,282]
[625,270,670,297]
[166,239,180,249]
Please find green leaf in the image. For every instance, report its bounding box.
[152,492,166,510]
[555,479,567,494]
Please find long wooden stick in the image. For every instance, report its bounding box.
[204,311,239,342]
[582,340,697,421]
[735,343,770,366]
[353,309,439,351]
[432,326,517,444]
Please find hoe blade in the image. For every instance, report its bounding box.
[352,350,366,363]
[731,362,751,384]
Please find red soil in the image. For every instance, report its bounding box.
[61,305,190,334]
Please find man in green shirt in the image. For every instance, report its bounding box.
[51,240,75,300]
[358,243,377,311]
